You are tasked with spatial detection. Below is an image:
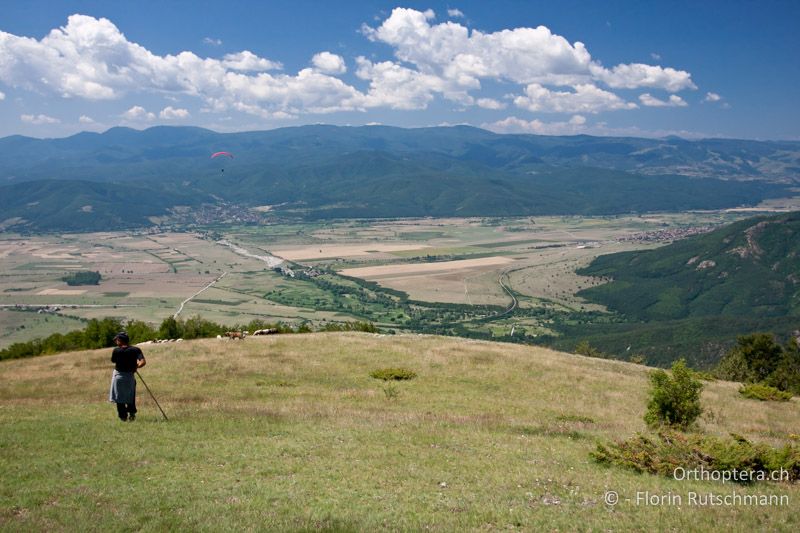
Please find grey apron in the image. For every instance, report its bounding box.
[109,370,136,404]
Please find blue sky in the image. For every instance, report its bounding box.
[1,0,798,140]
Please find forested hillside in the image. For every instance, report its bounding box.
[0,125,795,231]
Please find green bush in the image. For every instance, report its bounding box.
[125,320,157,344]
[370,367,417,381]
[574,340,605,358]
[691,370,717,381]
[716,334,800,394]
[765,339,800,393]
[739,383,793,402]
[322,321,378,333]
[629,354,647,365]
[644,359,703,429]
[592,431,800,482]
[717,333,785,383]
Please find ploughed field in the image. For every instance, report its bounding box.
[1,333,798,531]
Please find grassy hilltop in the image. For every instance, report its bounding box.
[1,333,798,531]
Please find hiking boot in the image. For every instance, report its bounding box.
[128,415,136,422]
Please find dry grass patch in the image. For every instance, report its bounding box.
[2,333,800,530]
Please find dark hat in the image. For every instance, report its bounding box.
[114,332,130,344]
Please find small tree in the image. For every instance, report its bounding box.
[766,338,800,394]
[158,316,181,340]
[125,320,157,344]
[716,333,799,393]
[644,359,703,429]
[737,333,784,382]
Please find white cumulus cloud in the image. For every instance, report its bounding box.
[0,11,697,121]
[639,93,688,107]
[363,8,694,92]
[159,106,190,119]
[203,37,222,46]
[0,91,5,100]
[21,113,60,125]
[222,51,281,72]
[704,92,721,102]
[476,97,506,110]
[591,63,696,92]
[355,57,444,109]
[483,114,587,135]
[515,83,637,113]
[78,114,95,124]
[0,14,354,118]
[122,105,155,121]
[311,52,346,74]
[447,8,465,18]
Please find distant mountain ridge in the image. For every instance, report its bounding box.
[0,125,797,231]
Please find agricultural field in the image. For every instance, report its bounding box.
[0,211,749,348]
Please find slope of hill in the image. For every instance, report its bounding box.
[0,333,798,530]
[561,212,800,366]
[0,125,796,231]
[0,179,215,231]
[578,211,800,320]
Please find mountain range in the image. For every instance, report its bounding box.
[1,125,798,231]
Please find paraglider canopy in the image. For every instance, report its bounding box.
[211,151,234,173]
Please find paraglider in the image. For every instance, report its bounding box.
[211,151,234,173]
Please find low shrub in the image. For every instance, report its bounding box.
[574,340,605,358]
[644,359,703,429]
[322,321,378,333]
[554,414,595,424]
[370,367,417,381]
[739,383,793,402]
[592,431,800,482]
[691,370,717,381]
[382,384,400,400]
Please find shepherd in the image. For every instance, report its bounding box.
[109,332,146,421]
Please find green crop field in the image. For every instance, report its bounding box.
[1,333,797,531]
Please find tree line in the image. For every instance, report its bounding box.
[0,316,377,361]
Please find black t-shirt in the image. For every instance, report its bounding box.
[111,345,144,373]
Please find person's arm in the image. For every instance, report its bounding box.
[137,352,147,369]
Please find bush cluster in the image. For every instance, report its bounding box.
[592,431,800,482]
[716,333,800,394]
[739,383,793,402]
[644,359,704,429]
[321,321,378,333]
[369,368,417,381]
